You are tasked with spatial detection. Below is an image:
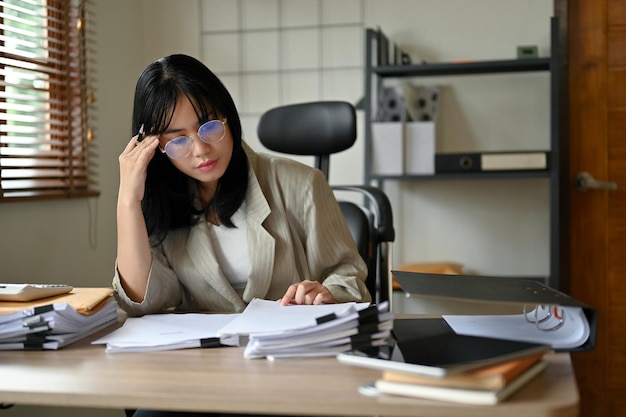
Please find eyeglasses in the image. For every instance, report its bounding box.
[160,118,227,159]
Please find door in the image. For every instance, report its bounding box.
[567,0,626,416]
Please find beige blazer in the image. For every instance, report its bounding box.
[113,144,370,316]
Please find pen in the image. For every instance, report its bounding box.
[135,124,144,145]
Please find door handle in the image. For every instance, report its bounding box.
[575,171,618,192]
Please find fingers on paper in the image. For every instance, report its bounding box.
[280,281,336,306]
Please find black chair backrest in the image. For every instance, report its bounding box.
[257,101,356,178]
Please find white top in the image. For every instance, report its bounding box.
[207,202,249,296]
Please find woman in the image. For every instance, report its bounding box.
[113,54,370,317]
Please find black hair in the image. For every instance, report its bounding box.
[131,54,248,246]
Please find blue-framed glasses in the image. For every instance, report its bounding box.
[161,118,227,159]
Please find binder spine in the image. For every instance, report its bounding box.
[435,154,481,172]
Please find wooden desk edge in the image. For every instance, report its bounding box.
[0,315,580,417]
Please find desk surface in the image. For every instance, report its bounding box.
[0,332,579,417]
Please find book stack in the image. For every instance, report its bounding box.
[338,318,552,405]
[217,298,394,360]
[0,287,119,350]
[371,352,548,405]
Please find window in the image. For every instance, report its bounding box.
[0,0,98,201]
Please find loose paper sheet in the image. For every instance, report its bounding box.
[93,313,239,352]
[444,306,590,350]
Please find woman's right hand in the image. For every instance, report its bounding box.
[118,133,160,204]
[116,133,160,303]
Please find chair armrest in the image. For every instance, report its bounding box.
[332,185,395,243]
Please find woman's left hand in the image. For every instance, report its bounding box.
[279,280,337,306]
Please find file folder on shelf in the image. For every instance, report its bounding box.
[435,151,549,172]
[392,271,597,352]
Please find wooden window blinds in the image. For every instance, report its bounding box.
[0,0,98,201]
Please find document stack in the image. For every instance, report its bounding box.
[0,287,119,350]
[217,298,394,359]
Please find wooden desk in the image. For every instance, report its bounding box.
[0,336,579,417]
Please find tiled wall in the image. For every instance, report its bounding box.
[199,0,365,116]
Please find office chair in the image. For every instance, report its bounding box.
[257,101,395,307]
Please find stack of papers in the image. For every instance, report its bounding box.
[217,298,394,359]
[0,288,119,350]
[94,299,393,359]
[93,313,240,352]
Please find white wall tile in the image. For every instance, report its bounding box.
[202,33,240,73]
[321,69,362,103]
[241,74,280,114]
[282,0,320,27]
[217,74,242,111]
[282,71,320,104]
[242,31,280,71]
[282,28,320,70]
[201,0,239,32]
[242,0,279,29]
[322,0,362,25]
[322,26,362,68]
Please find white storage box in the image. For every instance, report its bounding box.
[405,121,435,175]
[371,121,435,175]
[371,122,404,176]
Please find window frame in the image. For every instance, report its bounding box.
[0,0,98,202]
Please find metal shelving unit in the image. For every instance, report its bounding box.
[363,17,565,289]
